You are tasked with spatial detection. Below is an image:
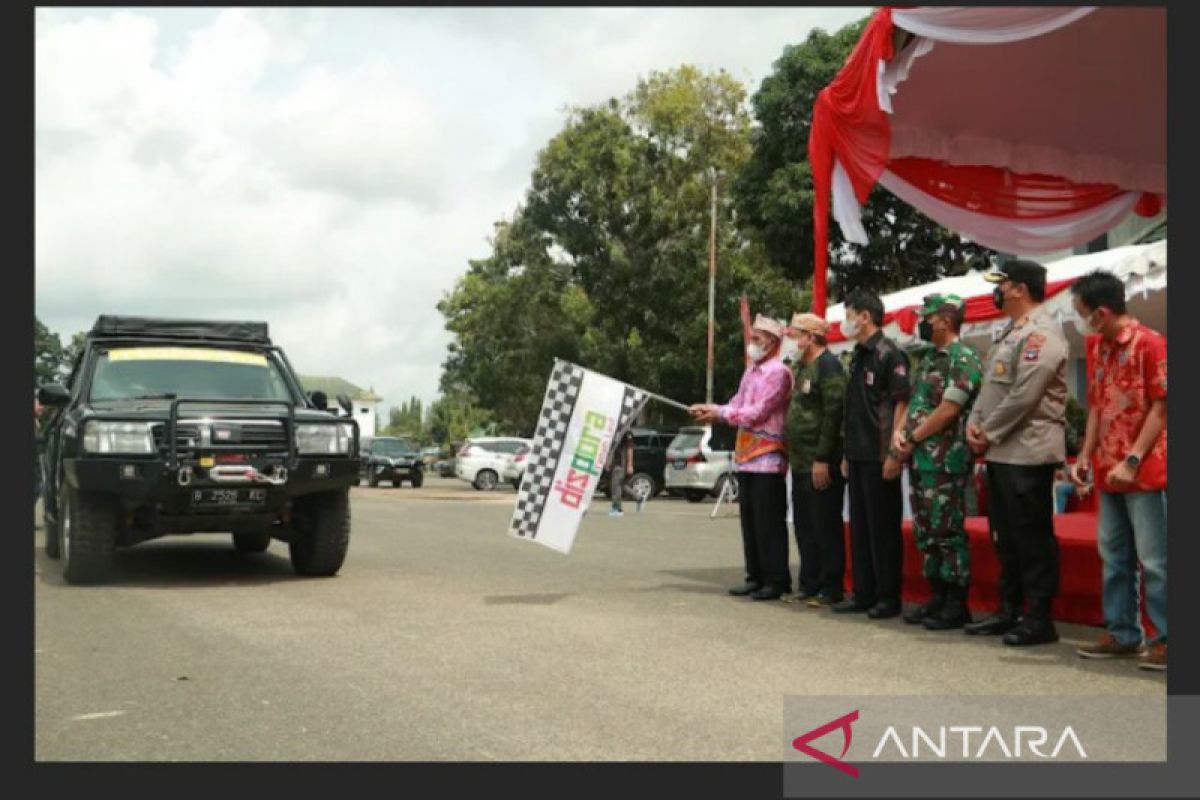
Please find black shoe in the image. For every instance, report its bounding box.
[728,582,762,597]
[1003,617,1059,646]
[750,586,784,601]
[923,586,971,631]
[964,609,1020,636]
[867,600,902,619]
[904,581,946,625]
[831,597,874,614]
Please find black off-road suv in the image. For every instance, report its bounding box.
[360,436,424,488]
[38,316,360,584]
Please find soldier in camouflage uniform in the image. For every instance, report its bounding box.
[893,294,983,630]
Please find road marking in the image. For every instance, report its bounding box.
[72,710,128,721]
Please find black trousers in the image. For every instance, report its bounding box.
[847,460,904,605]
[791,469,847,597]
[737,472,791,592]
[985,462,1060,620]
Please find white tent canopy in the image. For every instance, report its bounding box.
[822,239,1166,356]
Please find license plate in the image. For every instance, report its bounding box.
[190,488,266,507]
[672,459,686,470]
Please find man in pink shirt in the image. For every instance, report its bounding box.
[690,314,795,600]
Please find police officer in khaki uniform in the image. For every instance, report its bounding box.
[964,259,1068,646]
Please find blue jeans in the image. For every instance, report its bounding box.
[1098,490,1167,645]
[1054,482,1076,514]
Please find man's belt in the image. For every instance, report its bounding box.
[735,430,787,464]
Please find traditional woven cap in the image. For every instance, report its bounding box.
[751,313,785,339]
[789,312,829,335]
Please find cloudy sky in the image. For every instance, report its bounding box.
[35,6,868,411]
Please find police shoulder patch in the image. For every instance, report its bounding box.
[1023,347,1041,362]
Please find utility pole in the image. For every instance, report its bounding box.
[706,167,717,405]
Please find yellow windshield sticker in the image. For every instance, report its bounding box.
[108,348,269,367]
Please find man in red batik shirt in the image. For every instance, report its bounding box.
[1069,271,1167,672]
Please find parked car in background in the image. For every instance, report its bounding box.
[360,436,424,488]
[434,457,456,478]
[420,446,441,467]
[664,424,737,503]
[596,427,678,502]
[503,442,533,489]
[455,437,531,491]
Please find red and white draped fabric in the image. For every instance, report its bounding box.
[808,6,1166,316]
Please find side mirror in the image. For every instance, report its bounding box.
[310,391,328,410]
[336,394,353,415]
[38,384,70,407]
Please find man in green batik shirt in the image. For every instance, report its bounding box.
[784,313,848,607]
[892,294,983,631]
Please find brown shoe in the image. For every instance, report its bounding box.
[1076,633,1142,659]
[1138,642,1167,671]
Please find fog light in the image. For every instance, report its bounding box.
[120,464,139,480]
[314,463,329,477]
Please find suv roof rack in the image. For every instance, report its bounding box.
[89,316,271,345]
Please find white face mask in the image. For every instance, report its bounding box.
[746,343,765,362]
[841,315,861,339]
[1072,310,1101,337]
[779,336,800,363]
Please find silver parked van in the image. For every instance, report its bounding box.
[664,425,738,503]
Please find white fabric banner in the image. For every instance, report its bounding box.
[832,157,869,246]
[890,7,1095,44]
[876,168,1139,255]
[509,360,648,554]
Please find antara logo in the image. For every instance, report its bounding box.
[792,710,860,778]
[792,710,1089,776]
[872,725,1088,760]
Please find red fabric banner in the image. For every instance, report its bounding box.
[888,158,1127,220]
[808,8,896,317]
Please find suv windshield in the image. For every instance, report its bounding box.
[89,347,294,402]
[373,439,416,455]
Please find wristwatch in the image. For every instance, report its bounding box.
[1124,454,1141,470]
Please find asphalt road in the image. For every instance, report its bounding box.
[34,477,1164,761]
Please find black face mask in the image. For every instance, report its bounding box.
[992,286,1007,311]
[917,321,934,342]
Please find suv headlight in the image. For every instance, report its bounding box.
[295,423,354,454]
[83,421,154,454]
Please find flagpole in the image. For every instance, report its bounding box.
[640,389,692,413]
[553,358,692,413]
[705,167,717,405]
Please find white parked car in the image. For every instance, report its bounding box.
[664,425,738,503]
[502,441,533,490]
[455,437,532,491]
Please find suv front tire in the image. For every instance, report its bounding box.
[60,484,117,585]
[288,489,350,576]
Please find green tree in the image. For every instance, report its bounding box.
[732,17,996,298]
[63,331,86,375]
[440,66,801,433]
[425,392,494,447]
[382,396,426,440]
[35,317,65,387]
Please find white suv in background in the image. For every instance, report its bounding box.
[664,425,737,503]
[455,437,531,491]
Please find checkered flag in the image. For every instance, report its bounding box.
[510,360,586,540]
[509,360,649,552]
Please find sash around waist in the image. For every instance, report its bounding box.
[735,429,787,464]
